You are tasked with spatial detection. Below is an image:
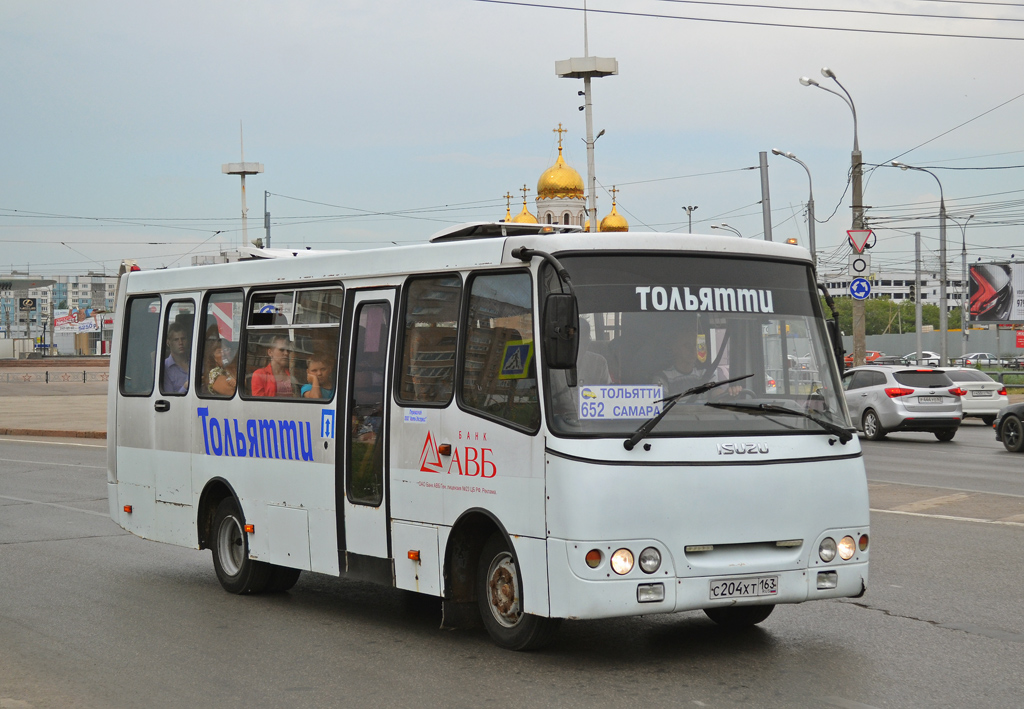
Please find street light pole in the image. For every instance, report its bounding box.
[711,223,743,237]
[892,161,949,364]
[683,205,698,233]
[771,148,816,269]
[801,67,864,365]
[949,214,974,357]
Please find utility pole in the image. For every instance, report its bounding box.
[222,122,264,249]
[759,152,773,241]
[915,232,923,364]
[264,191,271,248]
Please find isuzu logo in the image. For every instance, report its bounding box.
[717,442,770,455]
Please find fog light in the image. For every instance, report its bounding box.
[637,583,665,603]
[610,548,634,575]
[859,534,869,552]
[838,536,856,560]
[819,537,837,562]
[585,549,602,568]
[638,547,661,574]
[817,571,838,589]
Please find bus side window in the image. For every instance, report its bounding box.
[397,275,461,406]
[159,301,196,396]
[198,291,243,398]
[460,271,539,431]
[120,296,161,396]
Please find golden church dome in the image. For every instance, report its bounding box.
[600,204,628,232]
[537,147,584,200]
[511,203,538,223]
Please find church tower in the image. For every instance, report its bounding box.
[535,124,586,227]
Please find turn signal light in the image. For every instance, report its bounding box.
[585,549,602,568]
[123,505,132,513]
[243,524,255,534]
[438,444,452,456]
[949,387,967,397]
[859,534,869,551]
[408,550,421,562]
[884,387,914,398]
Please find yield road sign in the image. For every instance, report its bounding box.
[850,277,871,300]
[847,229,873,253]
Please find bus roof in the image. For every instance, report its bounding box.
[120,223,812,294]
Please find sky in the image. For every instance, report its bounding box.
[5,0,1024,282]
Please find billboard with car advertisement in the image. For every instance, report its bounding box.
[969,263,1024,323]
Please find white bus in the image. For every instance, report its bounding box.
[107,223,869,650]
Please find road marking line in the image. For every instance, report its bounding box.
[892,492,972,513]
[0,457,104,469]
[0,494,109,517]
[999,513,1024,523]
[872,507,1024,527]
[0,438,104,448]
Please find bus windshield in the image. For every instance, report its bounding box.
[542,253,849,438]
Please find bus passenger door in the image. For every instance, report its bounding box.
[340,290,395,564]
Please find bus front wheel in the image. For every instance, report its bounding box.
[704,604,775,628]
[211,497,271,594]
[477,533,560,651]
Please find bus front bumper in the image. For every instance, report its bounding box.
[547,539,868,620]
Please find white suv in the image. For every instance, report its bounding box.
[842,366,963,441]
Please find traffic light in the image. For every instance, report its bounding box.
[908,284,916,302]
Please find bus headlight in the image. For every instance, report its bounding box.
[838,536,857,560]
[638,547,661,574]
[610,548,634,575]
[818,537,837,562]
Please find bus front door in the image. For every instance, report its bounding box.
[340,290,395,574]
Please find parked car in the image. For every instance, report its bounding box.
[994,402,1024,452]
[871,354,909,366]
[938,367,1009,425]
[842,366,963,441]
[952,352,1002,367]
[844,350,884,367]
[902,350,941,366]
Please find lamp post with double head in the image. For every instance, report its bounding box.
[892,161,949,364]
[948,213,974,357]
[771,148,816,270]
[711,223,743,237]
[683,205,698,233]
[801,67,864,365]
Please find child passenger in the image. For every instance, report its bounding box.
[301,355,335,400]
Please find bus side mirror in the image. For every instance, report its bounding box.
[543,293,579,372]
[827,318,845,374]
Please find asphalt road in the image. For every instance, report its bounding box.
[2,434,1023,708]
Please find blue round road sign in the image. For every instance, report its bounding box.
[850,277,871,300]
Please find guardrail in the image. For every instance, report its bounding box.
[0,371,110,383]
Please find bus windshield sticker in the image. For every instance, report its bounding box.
[635,286,775,313]
[578,386,664,420]
[498,340,533,380]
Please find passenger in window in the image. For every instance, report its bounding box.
[204,338,237,397]
[576,319,611,386]
[252,335,293,397]
[163,321,191,393]
[301,355,335,400]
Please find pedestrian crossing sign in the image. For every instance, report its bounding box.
[498,340,534,380]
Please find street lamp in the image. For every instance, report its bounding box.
[771,148,816,269]
[948,213,974,357]
[683,205,698,234]
[711,223,743,237]
[892,161,949,364]
[801,66,865,366]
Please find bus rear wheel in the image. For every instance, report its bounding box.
[477,533,561,651]
[704,604,775,629]
[211,497,271,594]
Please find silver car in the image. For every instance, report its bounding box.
[842,366,963,441]
[939,367,1009,426]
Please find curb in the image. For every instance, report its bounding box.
[0,428,106,439]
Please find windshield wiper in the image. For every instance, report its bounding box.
[704,401,854,443]
[623,374,753,451]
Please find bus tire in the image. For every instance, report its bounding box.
[211,497,271,594]
[704,604,774,629]
[477,533,561,651]
[265,566,302,593]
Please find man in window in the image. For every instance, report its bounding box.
[163,321,191,393]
